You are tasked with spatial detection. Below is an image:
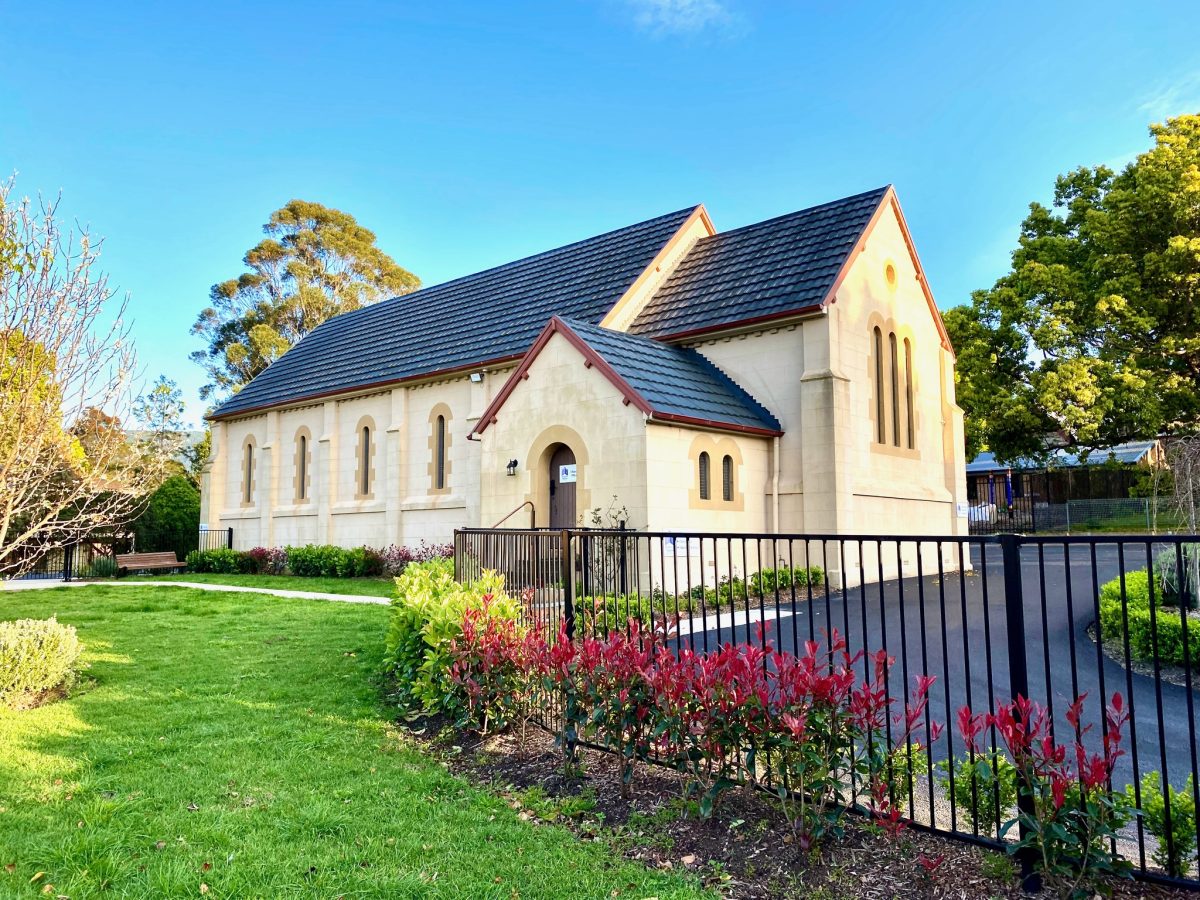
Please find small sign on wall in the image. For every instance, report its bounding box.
[559,464,577,484]
[956,501,970,518]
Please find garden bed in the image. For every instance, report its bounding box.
[400,716,1196,899]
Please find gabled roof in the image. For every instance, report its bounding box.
[629,186,889,340]
[210,206,701,419]
[473,317,782,437]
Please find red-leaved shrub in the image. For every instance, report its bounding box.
[957,692,1133,893]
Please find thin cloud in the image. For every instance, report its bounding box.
[624,0,739,36]
[1138,70,1200,121]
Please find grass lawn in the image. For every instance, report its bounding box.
[120,573,396,598]
[0,586,709,899]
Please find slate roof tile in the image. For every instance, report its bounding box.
[211,206,700,418]
[558,318,781,433]
[628,186,888,338]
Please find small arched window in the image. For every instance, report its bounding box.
[722,455,734,502]
[297,434,308,500]
[873,326,885,444]
[698,451,711,501]
[241,439,254,504]
[435,415,446,490]
[903,337,915,449]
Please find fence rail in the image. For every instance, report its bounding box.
[3,528,234,582]
[969,496,1190,535]
[455,527,1200,889]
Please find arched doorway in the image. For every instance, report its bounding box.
[548,444,577,528]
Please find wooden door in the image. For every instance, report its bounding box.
[549,445,577,529]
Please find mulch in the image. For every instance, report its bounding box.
[397,716,1195,899]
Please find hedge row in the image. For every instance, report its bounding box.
[183,541,453,578]
[1097,569,1200,668]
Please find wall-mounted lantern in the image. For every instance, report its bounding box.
[506,459,519,477]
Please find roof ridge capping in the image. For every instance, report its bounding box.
[704,184,891,241]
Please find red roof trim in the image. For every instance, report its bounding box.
[470,317,654,437]
[817,186,953,356]
[648,411,783,438]
[207,352,525,421]
[653,304,825,344]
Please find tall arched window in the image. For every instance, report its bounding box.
[241,439,255,504]
[903,337,915,449]
[721,455,734,502]
[435,415,446,490]
[873,326,885,444]
[889,331,901,447]
[360,426,371,495]
[297,434,308,500]
[698,451,711,500]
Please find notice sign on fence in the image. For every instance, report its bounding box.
[559,464,577,483]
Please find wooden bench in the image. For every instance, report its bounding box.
[116,551,184,575]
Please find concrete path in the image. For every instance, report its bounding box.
[0,579,389,606]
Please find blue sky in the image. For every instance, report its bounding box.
[3,1,1199,427]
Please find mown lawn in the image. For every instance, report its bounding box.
[0,586,709,899]
[121,573,396,597]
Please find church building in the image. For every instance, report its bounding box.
[200,186,969,550]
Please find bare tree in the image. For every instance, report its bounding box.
[0,180,158,578]
[1162,436,1200,609]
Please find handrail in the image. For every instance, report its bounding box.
[490,500,535,529]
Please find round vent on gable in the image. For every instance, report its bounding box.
[884,261,898,289]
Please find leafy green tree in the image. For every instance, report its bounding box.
[947,114,1200,462]
[131,474,200,561]
[134,375,186,466]
[182,428,211,487]
[191,200,419,400]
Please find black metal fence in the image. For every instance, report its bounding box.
[2,528,233,583]
[455,527,1200,889]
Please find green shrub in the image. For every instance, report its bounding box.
[1098,570,1200,668]
[888,741,930,804]
[748,566,824,596]
[81,555,118,579]
[285,544,360,578]
[578,593,692,637]
[938,750,1019,831]
[185,548,248,574]
[0,617,84,709]
[130,474,201,562]
[383,558,520,714]
[1130,772,1197,877]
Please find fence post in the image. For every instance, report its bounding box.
[618,520,628,597]
[63,544,74,583]
[561,529,575,640]
[1000,533,1041,894]
[226,527,234,550]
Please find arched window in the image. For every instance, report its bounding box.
[903,337,915,449]
[241,439,254,504]
[360,426,371,495]
[297,434,308,501]
[698,451,710,500]
[435,415,446,490]
[721,455,733,502]
[889,331,901,447]
[873,326,885,444]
